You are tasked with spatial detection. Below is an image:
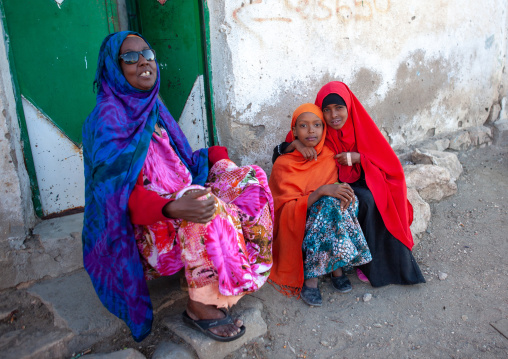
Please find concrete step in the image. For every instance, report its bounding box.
[0,327,73,359]
[0,213,84,290]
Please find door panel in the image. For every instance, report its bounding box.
[134,0,205,124]
[2,0,116,216]
[2,0,116,145]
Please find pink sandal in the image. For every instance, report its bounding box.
[356,268,370,283]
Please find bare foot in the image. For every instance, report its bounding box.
[304,277,319,288]
[186,299,243,338]
[332,268,343,277]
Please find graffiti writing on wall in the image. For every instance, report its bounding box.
[233,0,390,29]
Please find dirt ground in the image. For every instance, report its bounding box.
[2,145,507,359]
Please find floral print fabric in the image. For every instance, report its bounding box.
[303,196,371,279]
[134,130,273,297]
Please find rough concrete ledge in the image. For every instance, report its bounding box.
[27,269,126,355]
[0,213,83,290]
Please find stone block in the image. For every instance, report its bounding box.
[0,328,73,359]
[404,164,457,202]
[152,342,196,359]
[468,126,492,146]
[492,120,508,147]
[27,269,126,354]
[0,213,84,290]
[84,349,146,359]
[487,103,501,123]
[419,138,450,152]
[411,149,463,180]
[163,295,267,359]
[407,188,431,238]
[448,131,471,151]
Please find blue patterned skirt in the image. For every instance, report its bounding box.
[303,196,372,279]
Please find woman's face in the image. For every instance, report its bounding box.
[322,103,348,130]
[119,36,157,91]
[292,112,324,147]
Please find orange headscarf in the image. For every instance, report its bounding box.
[268,104,338,296]
[315,81,414,250]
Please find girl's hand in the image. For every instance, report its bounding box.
[294,140,318,161]
[163,188,216,223]
[334,152,361,166]
[320,183,356,211]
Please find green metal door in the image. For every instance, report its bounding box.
[129,0,216,146]
[1,0,214,217]
[2,0,118,145]
[1,0,118,216]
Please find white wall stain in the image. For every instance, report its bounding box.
[84,56,87,69]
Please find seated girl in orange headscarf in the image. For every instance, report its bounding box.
[268,103,371,306]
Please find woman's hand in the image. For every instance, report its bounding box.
[293,140,318,161]
[334,152,361,166]
[162,188,216,223]
[309,183,356,210]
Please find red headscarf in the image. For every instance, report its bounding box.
[315,81,414,250]
[269,104,338,296]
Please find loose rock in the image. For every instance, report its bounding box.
[363,293,373,302]
[438,272,448,280]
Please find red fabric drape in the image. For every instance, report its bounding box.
[314,81,414,250]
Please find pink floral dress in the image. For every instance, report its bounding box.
[134,129,273,307]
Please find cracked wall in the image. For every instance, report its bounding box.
[0,22,36,249]
[208,0,508,173]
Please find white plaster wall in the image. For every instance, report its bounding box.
[0,21,36,247]
[208,0,508,170]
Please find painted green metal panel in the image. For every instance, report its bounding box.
[198,0,217,146]
[136,0,204,122]
[2,0,115,145]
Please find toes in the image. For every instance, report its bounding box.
[234,318,244,328]
[209,324,240,337]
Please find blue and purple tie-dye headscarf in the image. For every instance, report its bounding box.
[82,31,208,341]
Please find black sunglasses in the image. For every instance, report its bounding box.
[119,49,156,65]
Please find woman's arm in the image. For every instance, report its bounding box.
[334,152,361,166]
[272,142,293,164]
[307,183,356,210]
[162,188,215,223]
[272,140,318,163]
[129,172,216,225]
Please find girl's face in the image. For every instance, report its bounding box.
[322,103,348,130]
[119,36,157,91]
[292,112,324,147]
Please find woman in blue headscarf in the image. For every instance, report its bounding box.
[82,31,274,342]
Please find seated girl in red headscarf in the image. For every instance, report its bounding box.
[269,103,371,306]
[272,82,425,288]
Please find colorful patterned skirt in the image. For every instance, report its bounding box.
[134,159,273,307]
[302,196,371,279]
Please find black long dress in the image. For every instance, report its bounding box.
[272,143,425,287]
